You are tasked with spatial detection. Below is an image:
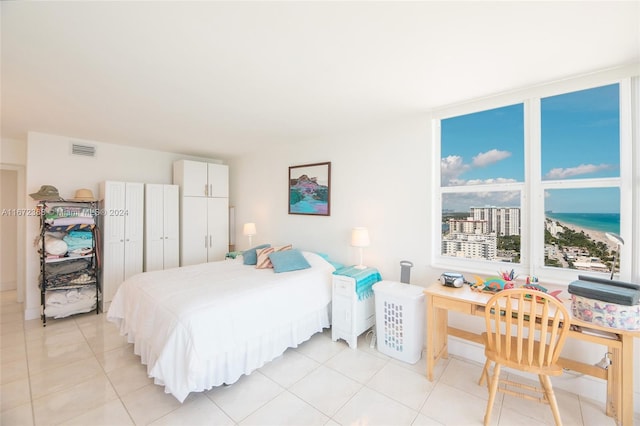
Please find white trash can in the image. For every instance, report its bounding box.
[373,280,425,364]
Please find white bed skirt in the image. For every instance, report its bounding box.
[112,303,331,402]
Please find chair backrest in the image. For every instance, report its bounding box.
[484,288,570,368]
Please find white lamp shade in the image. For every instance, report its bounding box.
[351,227,370,247]
[243,222,257,236]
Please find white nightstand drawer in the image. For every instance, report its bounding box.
[333,276,355,297]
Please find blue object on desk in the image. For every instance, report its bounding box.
[333,266,382,300]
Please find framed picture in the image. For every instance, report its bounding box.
[288,162,331,216]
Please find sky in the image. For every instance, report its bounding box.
[441,83,620,213]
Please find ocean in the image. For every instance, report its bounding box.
[545,212,620,234]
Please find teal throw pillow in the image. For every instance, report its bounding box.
[269,249,311,273]
[243,244,271,265]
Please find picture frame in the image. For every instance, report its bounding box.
[288,162,331,216]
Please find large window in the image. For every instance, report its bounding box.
[440,104,524,264]
[436,81,626,282]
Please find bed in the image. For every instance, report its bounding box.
[107,250,335,402]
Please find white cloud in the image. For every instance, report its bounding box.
[472,149,511,167]
[442,190,520,212]
[465,177,518,185]
[544,163,612,179]
[440,155,469,186]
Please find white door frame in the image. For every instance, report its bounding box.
[0,163,26,304]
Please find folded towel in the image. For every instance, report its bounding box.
[333,266,382,300]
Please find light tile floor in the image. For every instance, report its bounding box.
[0,290,633,425]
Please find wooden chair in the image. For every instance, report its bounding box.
[478,288,570,426]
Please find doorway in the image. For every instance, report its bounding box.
[0,165,25,303]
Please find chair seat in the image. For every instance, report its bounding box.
[481,332,564,376]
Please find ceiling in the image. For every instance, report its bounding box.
[2,1,639,159]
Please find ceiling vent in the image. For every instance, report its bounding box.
[70,142,96,157]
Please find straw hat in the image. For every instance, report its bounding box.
[29,185,64,201]
[71,188,97,201]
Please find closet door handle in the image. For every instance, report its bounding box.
[209,184,213,197]
[205,235,208,248]
[204,184,208,197]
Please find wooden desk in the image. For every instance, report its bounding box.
[424,282,639,426]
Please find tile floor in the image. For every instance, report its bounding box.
[0,289,632,425]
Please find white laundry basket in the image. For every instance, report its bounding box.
[373,281,425,364]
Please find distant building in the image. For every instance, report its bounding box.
[470,207,520,236]
[546,219,564,237]
[442,206,519,261]
[573,256,609,273]
[441,232,497,260]
[447,218,488,234]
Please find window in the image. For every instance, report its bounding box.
[541,84,621,275]
[435,79,628,283]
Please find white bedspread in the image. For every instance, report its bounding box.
[107,251,334,402]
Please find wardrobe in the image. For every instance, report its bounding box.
[144,184,179,272]
[99,181,144,309]
[173,160,229,266]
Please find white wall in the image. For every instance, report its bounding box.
[1,138,27,165]
[228,115,432,284]
[23,131,217,320]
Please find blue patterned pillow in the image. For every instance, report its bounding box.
[243,244,271,265]
[269,249,311,273]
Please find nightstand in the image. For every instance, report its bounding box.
[331,266,381,349]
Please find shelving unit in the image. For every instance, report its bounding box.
[38,200,100,326]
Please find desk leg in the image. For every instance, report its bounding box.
[620,335,633,426]
[608,336,633,426]
[606,346,619,419]
[425,294,448,382]
[426,294,435,381]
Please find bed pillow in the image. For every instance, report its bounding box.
[243,244,271,265]
[256,244,292,269]
[269,249,311,273]
[313,252,345,270]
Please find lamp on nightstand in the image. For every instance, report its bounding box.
[351,227,370,269]
[243,222,256,247]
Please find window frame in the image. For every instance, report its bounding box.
[431,72,634,285]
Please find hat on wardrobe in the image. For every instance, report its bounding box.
[71,188,96,201]
[29,185,64,201]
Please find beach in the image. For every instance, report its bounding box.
[547,218,618,251]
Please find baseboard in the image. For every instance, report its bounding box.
[25,306,40,321]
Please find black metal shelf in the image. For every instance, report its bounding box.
[38,200,101,326]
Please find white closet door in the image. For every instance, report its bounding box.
[100,181,126,304]
[208,163,229,198]
[163,185,180,269]
[144,184,165,272]
[181,196,208,266]
[180,160,208,197]
[124,182,144,280]
[207,197,229,262]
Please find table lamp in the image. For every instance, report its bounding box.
[243,222,256,248]
[351,227,370,269]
